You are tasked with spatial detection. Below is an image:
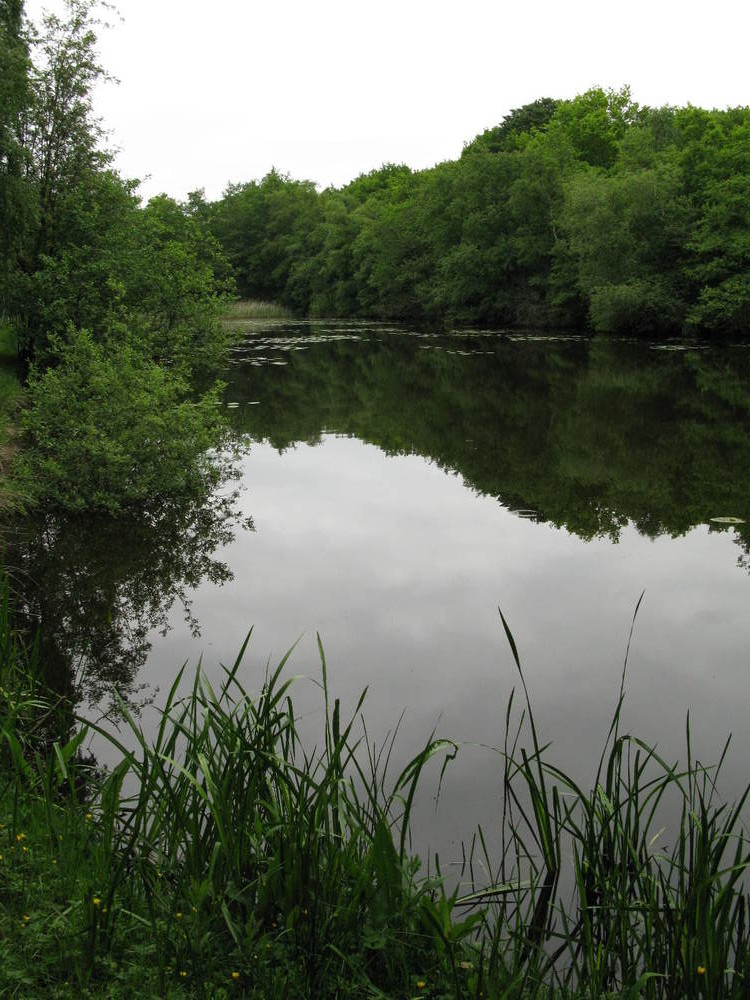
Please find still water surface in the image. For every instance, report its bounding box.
[14,322,750,862]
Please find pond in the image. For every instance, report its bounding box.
[10,322,750,867]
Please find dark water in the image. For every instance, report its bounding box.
[11,323,750,864]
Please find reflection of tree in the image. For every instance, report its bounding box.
[7,488,251,718]
[8,328,749,727]
[225,328,750,555]
[720,524,750,575]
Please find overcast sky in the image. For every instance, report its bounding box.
[24,0,750,202]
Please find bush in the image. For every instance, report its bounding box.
[15,328,228,513]
[588,277,684,335]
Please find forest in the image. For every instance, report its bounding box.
[204,91,750,336]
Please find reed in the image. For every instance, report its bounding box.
[221,300,294,321]
[0,576,748,997]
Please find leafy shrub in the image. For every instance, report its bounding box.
[588,277,684,335]
[15,328,228,513]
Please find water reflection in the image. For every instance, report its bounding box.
[8,489,250,718]
[7,324,750,861]
[122,434,750,867]
[223,327,750,553]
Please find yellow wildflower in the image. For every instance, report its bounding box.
[175,911,182,920]
[85,813,93,821]
[93,897,101,907]
[416,981,426,989]
[697,965,706,975]
[180,971,187,978]
[231,971,240,980]
[15,833,25,842]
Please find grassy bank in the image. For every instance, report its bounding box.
[221,300,294,322]
[1,581,748,998]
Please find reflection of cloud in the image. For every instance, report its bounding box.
[128,437,750,854]
[18,427,748,866]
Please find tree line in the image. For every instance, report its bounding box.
[2,1,749,511]
[204,90,750,336]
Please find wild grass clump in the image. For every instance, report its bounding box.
[0,580,748,997]
[0,618,467,997]
[470,610,750,998]
[222,300,294,321]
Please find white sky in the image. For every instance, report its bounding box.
[24,0,750,202]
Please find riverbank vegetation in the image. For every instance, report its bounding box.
[222,300,294,322]
[204,91,750,336]
[1,573,749,997]
[0,0,235,513]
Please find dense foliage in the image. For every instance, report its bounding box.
[0,0,234,512]
[14,329,227,513]
[207,90,750,336]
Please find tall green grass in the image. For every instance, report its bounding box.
[1,578,748,997]
[468,609,750,997]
